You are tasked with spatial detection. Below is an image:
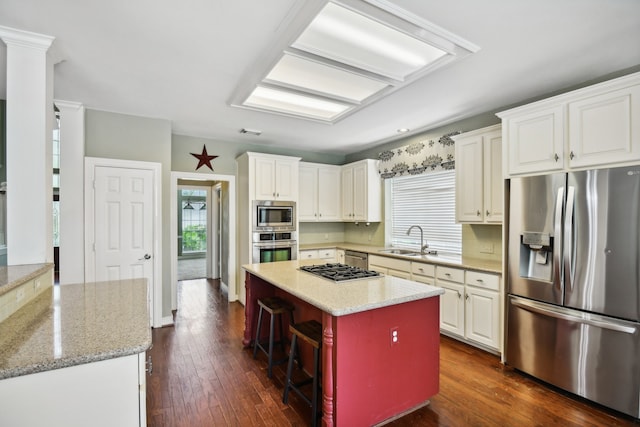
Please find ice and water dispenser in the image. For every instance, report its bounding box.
[518,231,554,282]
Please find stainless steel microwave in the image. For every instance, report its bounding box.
[252,200,296,231]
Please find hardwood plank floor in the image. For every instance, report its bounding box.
[146,278,639,426]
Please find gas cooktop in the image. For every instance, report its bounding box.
[299,263,381,282]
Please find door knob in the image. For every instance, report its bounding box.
[139,253,151,261]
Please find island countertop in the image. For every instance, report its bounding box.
[0,278,152,380]
[242,259,443,316]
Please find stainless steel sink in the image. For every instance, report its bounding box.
[378,248,418,255]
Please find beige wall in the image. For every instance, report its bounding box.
[462,224,502,262]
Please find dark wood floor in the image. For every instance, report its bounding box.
[146,278,639,426]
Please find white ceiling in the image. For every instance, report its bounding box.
[0,0,639,156]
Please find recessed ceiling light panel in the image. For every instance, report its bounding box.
[266,53,388,103]
[244,86,351,121]
[293,2,447,81]
[232,0,478,123]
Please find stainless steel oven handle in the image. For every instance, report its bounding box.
[253,241,297,248]
[511,297,637,334]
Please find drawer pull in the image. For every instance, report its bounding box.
[476,279,484,283]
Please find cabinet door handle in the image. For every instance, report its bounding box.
[456,290,461,298]
[569,151,575,160]
[486,210,490,216]
[477,210,481,216]
[554,153,559,162]
[465,293,470,301]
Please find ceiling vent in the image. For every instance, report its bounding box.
[239,128,262,136]
[231,0,479,123]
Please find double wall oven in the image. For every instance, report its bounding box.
[252,200,297,263]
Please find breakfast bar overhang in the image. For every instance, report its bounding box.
[242,260,444,426]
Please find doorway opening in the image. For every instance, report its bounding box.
[170,172,237,316]
[177,185,210,281]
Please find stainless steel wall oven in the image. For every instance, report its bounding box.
[252,231,298,264]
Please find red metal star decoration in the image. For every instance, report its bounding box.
[190,145,218,171]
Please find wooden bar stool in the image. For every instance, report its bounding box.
[283,320,323,427]
[252,296,295,378]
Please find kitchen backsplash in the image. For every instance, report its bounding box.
[299,222,502,262]
[298,222,346,245]
[461,224,502,262]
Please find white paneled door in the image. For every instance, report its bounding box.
[86,158,161,327]
[94,166,153,282]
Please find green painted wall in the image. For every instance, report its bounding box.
[171,134,346,174]
[85,109,174,317]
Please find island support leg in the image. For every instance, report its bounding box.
[322,312,334,427]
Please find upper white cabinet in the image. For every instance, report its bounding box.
[341,159,381,222]
[250,153,300,200]
[299,162,342,222]
[499,72,640,177]
[454,124,503,223]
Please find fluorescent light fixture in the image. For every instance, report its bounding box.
[245,86,351,121]
[266,53,388,103]
[293,2,447,81]
[233,0,478,123]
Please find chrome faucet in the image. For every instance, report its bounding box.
[406,225,430,255]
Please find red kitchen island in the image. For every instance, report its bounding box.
[242,259,444,426]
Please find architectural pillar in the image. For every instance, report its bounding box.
[55,100,85,284]
[0,26,55,265]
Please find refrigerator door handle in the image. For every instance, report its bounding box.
[564,186,575,293]
[511,297,638,334]
[553,186,564,290]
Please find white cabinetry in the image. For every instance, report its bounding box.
[410,261,435,285]
[454,124,503,223]
[436,266,501,352]
[336,249,345,264]
[464,271,501,350]
[0,353,147,427]
[299,248,337,262]
[250,153,300,200]
[299,162,342,222]
[499,72,640,177]
[436,266,465,337]
[368,255,411,279]
[341,159,381,222]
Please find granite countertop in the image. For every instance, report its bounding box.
[0,263,53,297]
[299,242,502,274]
[243,259,444,317]
[0,278,152,380]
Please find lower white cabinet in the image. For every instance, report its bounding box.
[436,266,502,352]
[410,261,435,285]
[336,249,345,264]
[368,255,411,279]
[299,248,336,262]
[0,353,147,427]
[436,266,466,337]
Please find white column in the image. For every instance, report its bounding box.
[55,100,85,284]
[0,26,55,265]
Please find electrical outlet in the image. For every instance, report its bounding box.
[16,287,25,302]
[480,243,494,254]
[390,327,399,346]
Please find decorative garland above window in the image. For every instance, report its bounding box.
[377,131,461,179]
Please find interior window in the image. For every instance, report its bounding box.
[386,170,461,254]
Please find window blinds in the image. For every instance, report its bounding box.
[389,170,461,254]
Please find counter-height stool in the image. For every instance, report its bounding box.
[283,320,323,427]
[253,296,295,378]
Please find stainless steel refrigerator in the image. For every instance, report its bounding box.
[506,165,640,418]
